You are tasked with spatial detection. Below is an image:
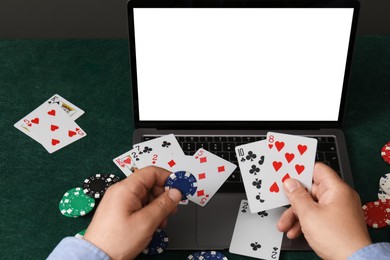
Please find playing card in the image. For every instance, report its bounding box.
[229,200,285,260]
[236,140,287,213]
[131,134,185,169]
[22,105,87,153]
[14,94,84,140]
[262,132,317,204]
[184,149,236,207]
[113,150,138,177]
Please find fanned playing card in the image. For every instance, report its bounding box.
[21,105,87,153]
[185,149,236,207]
[113,150,138,177]
[262,132,317,204]
[14,94,84,141]
[229,200,285,260]
[236,140,287,213]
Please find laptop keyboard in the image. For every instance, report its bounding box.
[142,135,340,192]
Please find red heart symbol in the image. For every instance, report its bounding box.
[68,130,76,137]
[282,173,291,183]
[51,125,59,131]
[272,161,282,172]
[295,164,305,175]
[268,144,273,149]
[52,139,60,146]
[275,141,285,152]
[298,144,307,155]
[270,182,279,193]
[285,153,295,163]
[123,157,131,165]
[47,110,56,116]
[31,118,39,124]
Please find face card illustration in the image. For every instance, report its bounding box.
[14,94,84,140]
[23,105,87,153]
[263,132,317,204]
[131,134,184,169]
[185,149,236,207]
[229,200,285,260]
[236,140,287,212]
[113,150,138,177]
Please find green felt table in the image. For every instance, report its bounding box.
[0,36,389,259]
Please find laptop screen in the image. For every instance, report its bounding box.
[129,3,358,127]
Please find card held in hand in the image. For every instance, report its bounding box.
[236,140,287,213]
[229,200,285,260]
[262,132,317,204]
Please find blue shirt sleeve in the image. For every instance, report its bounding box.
[47,237,110,260]
[348,242,390,260]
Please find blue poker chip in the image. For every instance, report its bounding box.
[203,251,228,260]
[187,251,206,260]
[164,171,197,200]
[142,229,169,255]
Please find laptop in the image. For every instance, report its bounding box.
[127,0,360,251]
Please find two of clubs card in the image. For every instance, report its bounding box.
[235,132,318,213]
[113,134,236,207]
[14,94,87,153]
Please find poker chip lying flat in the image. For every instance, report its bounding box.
[82,174,119,199]
[379,173,390,195]
[143,229,169,255]
[381,142,390,164]
[362,200,390,228]
[164,171,197,200]
[202,251,228,260]
[59,187,95,217]
[187,251,206,260]
[75,229,87,239]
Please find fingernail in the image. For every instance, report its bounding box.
[284,178,299,193]
[168,188,182,202]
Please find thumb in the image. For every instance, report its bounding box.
[284,178,316,217]
[138,188,182,229]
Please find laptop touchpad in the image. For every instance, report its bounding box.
[196,193,245,248]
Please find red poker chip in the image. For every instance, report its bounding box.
[378,199,390,209]
[381,142,390,164]
[362,200,390,228]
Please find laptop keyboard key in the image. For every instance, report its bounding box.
[196,142,209,150]
[183,142,196,152]
[222,142,235,151]
[317,143,337,152]
[214,136,227,142]
[210,142,222,152]
[200,136,212,142]
[228,136,242,142]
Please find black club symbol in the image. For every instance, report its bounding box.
[256,193,265,203]
[142,146,152,154]
[162,141,171,148]
[259,155,265,165]
[249,165,260,175]
[245,151,257,161]
[252,178,262,189]
[250,242,261,251]
[257,211,268,217]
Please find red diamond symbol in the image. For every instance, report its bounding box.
[198,173,206,180]
[197,190,205,197]
[168,160,176,168]
[199,157,207,163]
[217,166,225,173]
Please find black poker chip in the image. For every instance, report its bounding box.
[164,171,197,200]
[82,174,120,199]
[143,229,169,255]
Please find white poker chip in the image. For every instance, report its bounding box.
[379,173,390,195]
[378,187,390,200]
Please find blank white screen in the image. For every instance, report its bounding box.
[133,8,353,121]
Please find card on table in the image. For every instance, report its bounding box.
[21,105,87,153]
[14,94,84,140]
[229,200,285,260]
[185,148,236,207]
[113,150,138,177]
[262,132,317,204]
[236,140,287,213]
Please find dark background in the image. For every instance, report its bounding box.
[0,0,389,38]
